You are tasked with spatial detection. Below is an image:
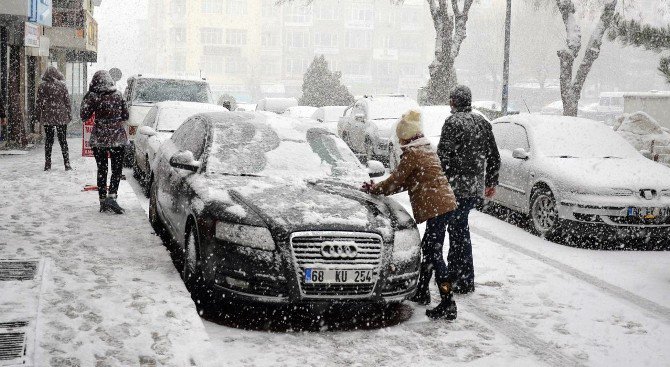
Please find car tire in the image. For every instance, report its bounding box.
[529,187,563,240]
[149,179,166,238]
[182,221,203,292]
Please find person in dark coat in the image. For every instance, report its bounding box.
[436,85,501,302]
[37,66,72,171]
[80,70,129,214]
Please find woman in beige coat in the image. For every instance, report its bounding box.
[362,109,459,320]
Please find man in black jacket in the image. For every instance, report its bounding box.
[436,85,500,297]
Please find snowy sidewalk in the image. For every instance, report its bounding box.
[0,140,214,366]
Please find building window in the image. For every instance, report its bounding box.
[171,0,186,14]
[286,4,312,23]
[399,34,421,50]
[200,28,223,45]
[261,0,276,17]
[285,58,309,76]
[226,0,247,16]
[260,58,281,77]
[343,61,368,75]
[261,32,279,47]
[345,31,372,49]
[286,31,309,48]
[226,29,247,46]
[381,35,396,49]
[349,5,373,23]
[315,4,337,21]
[225,57,247,74]
[171,27,186,44]
[202,0,223,14]
[314,32,338,48]
[201,55,224,75]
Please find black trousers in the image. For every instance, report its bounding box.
[92,147,124,200]
[44,125,69,164]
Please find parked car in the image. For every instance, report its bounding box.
[255,98,298,114]
[613,112,670,167]
[489,114,670,243]
[387,106,489,170]
[311,106,348,135]
[338,95,419,163]
[133,101,228,189]
[149,111,420,307]
[594,92,625,123]
[122,75,214,166]
[283,106,319,119]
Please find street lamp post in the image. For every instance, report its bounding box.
[502,0,512,115]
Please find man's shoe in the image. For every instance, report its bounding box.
[64,162,72,171]
[104,196,124,214]
[410,290,431,306]
[44,162,51,171]
[425,298,457,320]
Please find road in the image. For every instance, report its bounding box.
[125,169,670,367]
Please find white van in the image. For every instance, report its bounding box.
[122,75,214,165]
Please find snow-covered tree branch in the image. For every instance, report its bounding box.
[555,0,617,116]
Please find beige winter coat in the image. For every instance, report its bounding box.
[370,138,457,223]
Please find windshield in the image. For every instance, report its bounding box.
[533,121,640,159]
[207,119,367,181]
[133,79,211,104]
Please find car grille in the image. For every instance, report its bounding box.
[290,232,383,297]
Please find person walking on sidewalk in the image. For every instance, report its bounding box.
[80,70,129,214]
[37,66,72,171]
[436,85,501,296]
[362,110,460,320]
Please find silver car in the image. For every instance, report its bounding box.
[489,114,670,242]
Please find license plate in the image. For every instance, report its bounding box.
[627,207,670,219]
[304,269,374,284]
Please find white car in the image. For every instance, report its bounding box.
[311,106,348,135]
[489,114,670,243]
[388,106,489,170]
[122,75,214,166]
[338,95,419,163]
[133,101,227,189]
[283,106,319,119]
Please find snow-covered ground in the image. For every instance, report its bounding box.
[2,140,669,366]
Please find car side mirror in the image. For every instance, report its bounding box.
[367,160,385,178]
[354,112,365,122]
[138,126,157,137]
[512,148,530,160]
[169,150,200,172]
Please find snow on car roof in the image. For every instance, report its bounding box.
[129,74,208,83]
[155,102,227,131]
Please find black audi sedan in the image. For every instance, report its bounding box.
[148,111,421,306]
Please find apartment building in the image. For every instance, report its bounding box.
[146,0,433,103]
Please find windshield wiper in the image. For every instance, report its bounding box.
[556,155,577,158]
[217,172,264,178]
[372,118,397,120]
[603,156,622,159]
[158,130,175,133]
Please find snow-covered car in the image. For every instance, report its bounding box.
[133,101,228,188]
[283,106,319,119]
[149,111,420,307]
[613,112,670,167]
[338,95,419,163]
[489,114,670,242]
[311,106,348,135]
[122,75,214,166]
[255,98,298,114]
[387,106,489,170]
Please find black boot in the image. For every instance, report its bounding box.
[104,195,124,214]
[64,161,72,171]
[410,264,432,305]
[44,161,51,171]
[426,282,457,320]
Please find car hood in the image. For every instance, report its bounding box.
[193,176,398,236]
[545,157,670,190]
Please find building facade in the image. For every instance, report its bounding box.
[146,0,433,103]
[0,0,102,146]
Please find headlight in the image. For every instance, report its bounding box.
[215,222,275,251]
[392,228,421,262]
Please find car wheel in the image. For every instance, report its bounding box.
[143,171,152,199]
[149,179,166,238]
[529,187,562,239]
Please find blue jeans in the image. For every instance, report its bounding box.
[445,197,478,289]
[421,211,452,285]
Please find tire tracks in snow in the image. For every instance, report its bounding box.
[471,227,670,323]
[460,298,585,367]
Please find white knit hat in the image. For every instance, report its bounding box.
[396,109,422,140]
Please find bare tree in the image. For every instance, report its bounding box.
[423,0,475,105]
[555,0,618,116]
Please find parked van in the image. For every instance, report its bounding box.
[122,75,214,166]
[595,92,624,123]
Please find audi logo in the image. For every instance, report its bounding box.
[320,242,358,259]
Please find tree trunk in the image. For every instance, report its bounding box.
[556,0,617,117]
